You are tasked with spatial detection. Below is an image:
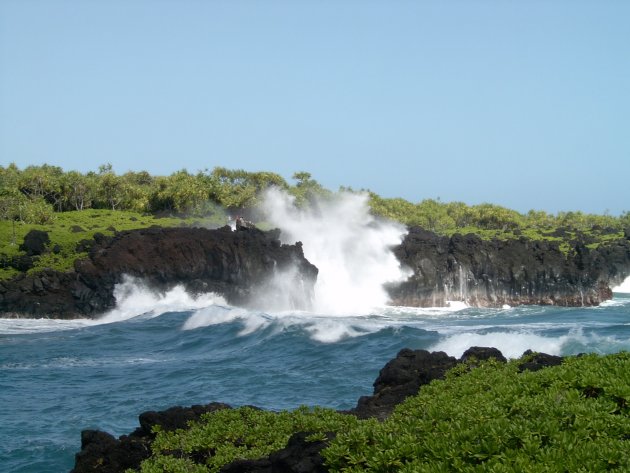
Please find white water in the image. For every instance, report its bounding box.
[613,275,630,293]
[260,188,409,314]
[96,275,227,324]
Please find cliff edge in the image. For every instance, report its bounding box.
[0,226,318,319]
[388,227,630,307]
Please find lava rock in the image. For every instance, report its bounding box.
[1,226,318,319]
[461,346,507,363]
[71,403,230,473]
[518,350,563,372]
[352,349,458,420]
[19,229,50,256]
[388,226,630,308]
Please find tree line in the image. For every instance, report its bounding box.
[0,164,327,224]
[1,163,628,236]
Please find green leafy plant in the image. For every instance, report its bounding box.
[324,353,630,472]
[132,406,361,473]
[129,353,630,473]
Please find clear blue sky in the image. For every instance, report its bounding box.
[1,1,628,215]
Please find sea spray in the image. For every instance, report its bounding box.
[95,276,227,324]
[260,188,410,314]
[613,275,630,293]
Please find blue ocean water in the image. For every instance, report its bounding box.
[1,292,630,473]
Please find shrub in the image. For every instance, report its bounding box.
[324,353,630,472]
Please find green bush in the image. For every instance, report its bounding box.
[130,353,630,473]
[324,353,630,472]
[134,406,362,473]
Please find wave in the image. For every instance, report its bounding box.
[429,324,630,359]
[96,276,227,323]
[612,275,630,294]
[0,317,92,335]
[0,277,227,335]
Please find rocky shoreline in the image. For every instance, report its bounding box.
[71,346,563,473]
[388,226,630,308]
[0,225,317,319]
[1,225,630,318]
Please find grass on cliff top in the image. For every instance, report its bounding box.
[131,352,630,473]
[0,209,228,280]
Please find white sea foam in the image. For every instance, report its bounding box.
[0,317,92,335]
[430,331,571,359]
[181,305,267,335]
[95,276,227,325]
[260,188,409,314]
[612,275,630,293]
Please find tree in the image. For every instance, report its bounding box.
[60,171,94,211]
[289,171,330,207]
[148,170,210,214]
[17,164,64,211]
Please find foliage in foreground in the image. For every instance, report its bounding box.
[133,406,363,473]
[131,352,630,472]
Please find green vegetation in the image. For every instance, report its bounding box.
[368,194,629,242]
[126,352,630,472]
[1,163,629,281]
[132,406,362,473]
[325,352,630,472]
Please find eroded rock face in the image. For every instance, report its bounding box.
[388,227,630,308]
[0,226,318,319]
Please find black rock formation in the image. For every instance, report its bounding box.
[0,226,318,319]
[388,227,630,307]
[71,403,230,473]
[19,229,50,256]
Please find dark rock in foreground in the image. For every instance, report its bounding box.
[71,403,230,473]
[0,226,318,319]
[71,346,556,473]
[388,227,630,308]
[351,346,509,420]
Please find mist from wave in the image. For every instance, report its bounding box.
[613,275,630,293]
[259,188,409,314]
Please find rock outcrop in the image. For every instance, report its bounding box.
[388,227,630,308]
[0,226,318,319]
[71,403,230,473]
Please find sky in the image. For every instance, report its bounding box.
[1,1,628,215]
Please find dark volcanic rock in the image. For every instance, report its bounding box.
[220,432,331,473]
[0,226,318,319]
[19,229,50,256]
[388,226,630,308]
[461,346,507,363]
[71,403,229,473]
[352,349,459,420]
[517,350,563,372]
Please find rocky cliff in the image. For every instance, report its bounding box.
[388,227,630,308]
[0,226,318,319]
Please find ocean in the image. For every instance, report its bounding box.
[1,287,630,473]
